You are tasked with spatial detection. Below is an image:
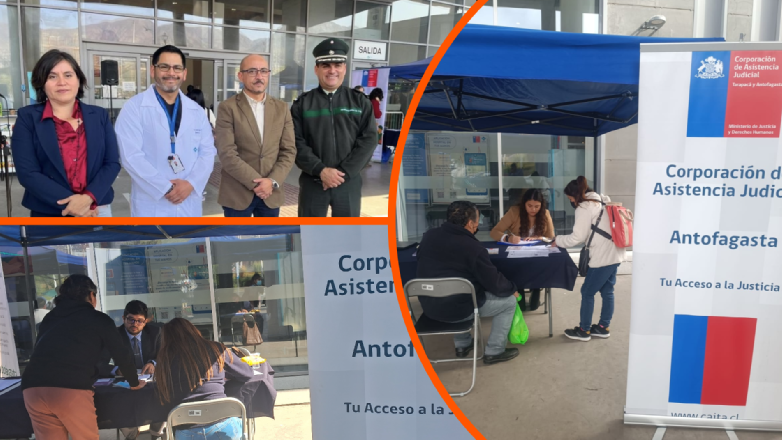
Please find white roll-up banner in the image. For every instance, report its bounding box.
[627,42,782,430]
[301,225,472,439]
[0,262,20,377]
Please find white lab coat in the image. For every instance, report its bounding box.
[115,87,216,217]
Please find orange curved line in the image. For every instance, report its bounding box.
[388,1,488,439]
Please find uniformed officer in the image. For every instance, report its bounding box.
[291,38,377,217]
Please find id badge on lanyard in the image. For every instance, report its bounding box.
[154,89,185,174]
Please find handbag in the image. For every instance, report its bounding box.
[578,196,607,277]
[242,315,263,345]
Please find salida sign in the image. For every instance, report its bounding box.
[353,40,386,61]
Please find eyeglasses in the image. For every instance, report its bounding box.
[125,317,146,325]
[154,63,185,73]
[240,68,271,77]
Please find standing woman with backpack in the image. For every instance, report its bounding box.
[550,176,625,341]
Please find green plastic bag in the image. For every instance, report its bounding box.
[508,296,529,345]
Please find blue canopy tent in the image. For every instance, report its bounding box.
[0,225,301,344]
[389,25,722,136]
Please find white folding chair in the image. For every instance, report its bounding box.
[404,277,483,397]
[165,397,248,440]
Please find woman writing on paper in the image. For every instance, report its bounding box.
[490,189,554,311]
[550,176,624,342]
[156,318,255,439]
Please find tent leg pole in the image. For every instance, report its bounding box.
[22,226,37,347]
[593,135,599,193]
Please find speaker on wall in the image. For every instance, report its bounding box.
[101,60,119,86]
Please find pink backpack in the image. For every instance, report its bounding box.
[606,203,633,248]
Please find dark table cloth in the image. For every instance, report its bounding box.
[0,361,275,439]
[397,242,578,291]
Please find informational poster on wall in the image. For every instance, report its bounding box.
[627,42,782,430]
[301,225,472,439]
[427,132,490,204]
[0,263,19,378]
[402,132,429,204]
[351,68,389,163]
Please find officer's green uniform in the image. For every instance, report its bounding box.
[291,38,377,217]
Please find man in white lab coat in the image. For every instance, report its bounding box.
[115,45,216,217]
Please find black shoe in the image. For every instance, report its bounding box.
[590,324,610,338]
[564,326,591,341]
[528,289,540,311]
[455,339,474,358]
[483,348,519,365]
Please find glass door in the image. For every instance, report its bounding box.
[87,52,143,122]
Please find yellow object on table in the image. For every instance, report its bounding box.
[241,355,266,368]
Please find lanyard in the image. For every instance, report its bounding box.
[153,88,180,155]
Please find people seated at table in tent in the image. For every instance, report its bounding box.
[21,274,144,440]
[155,317,254,439]
[416,200,521,365]
[490,188,555,311]
[551,176,625,342]
[96,300,164,440]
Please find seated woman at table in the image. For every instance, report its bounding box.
[21,274,144,440]
[156,318,255,440]
[550,176,625,342]
[490,189,555,311]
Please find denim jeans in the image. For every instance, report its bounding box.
[579,263,619,331]
[174,417,243,440]
[223,196,280,217]
[449,292,517,356]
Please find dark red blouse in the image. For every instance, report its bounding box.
[41,101,96,208]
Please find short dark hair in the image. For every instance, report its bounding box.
[446,201,479,227]
[369,88,384,101]
[55,274,96,306]
[152,45,186,66]
[353,85,364,91]
[31,50,88,104]
[124,300,148,318]
[186,88,205,109]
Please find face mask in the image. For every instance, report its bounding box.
[255,280,262,286]
[473,226,480,235]
[570,201,577,209]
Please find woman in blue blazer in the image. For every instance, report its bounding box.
[11,49,120,217]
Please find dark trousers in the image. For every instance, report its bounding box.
[298,174,362,217]
[222,197,280,217]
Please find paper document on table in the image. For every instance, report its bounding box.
[499,240,542,247]
[487,248,499,254]
[548,247,561,254]
[0,378,21,395]
[507,249,549,258]
[506,244,549,252]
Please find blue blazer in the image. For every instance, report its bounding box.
[11,101,121,215]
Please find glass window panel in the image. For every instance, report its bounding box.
[397,132,501,243]
[225,62,240,99]
[91,55,140,121]
[214,0,270,28]
[303,35,351,92]
[213,27,270,52]
[496,0,599,32]
[427,45,439,57]
[388,43,426,66]
[2,244,89,369]
[468,3,494,25]
[271,0,305,32]
[157,21,210,49]
[80,0,153,17]
[93,239,215,339]
[500,134,592,237]
[429,2,462,45]
[157,0,210,23]
[21,0,76,8]
[210,235,307,375]
[270,32,305,103]
[390,0,429,44]
[353,1,390,40]
[81,13,154,45]
[0,5,23,110]
[308,0,352,37]
[23,7,80,102]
